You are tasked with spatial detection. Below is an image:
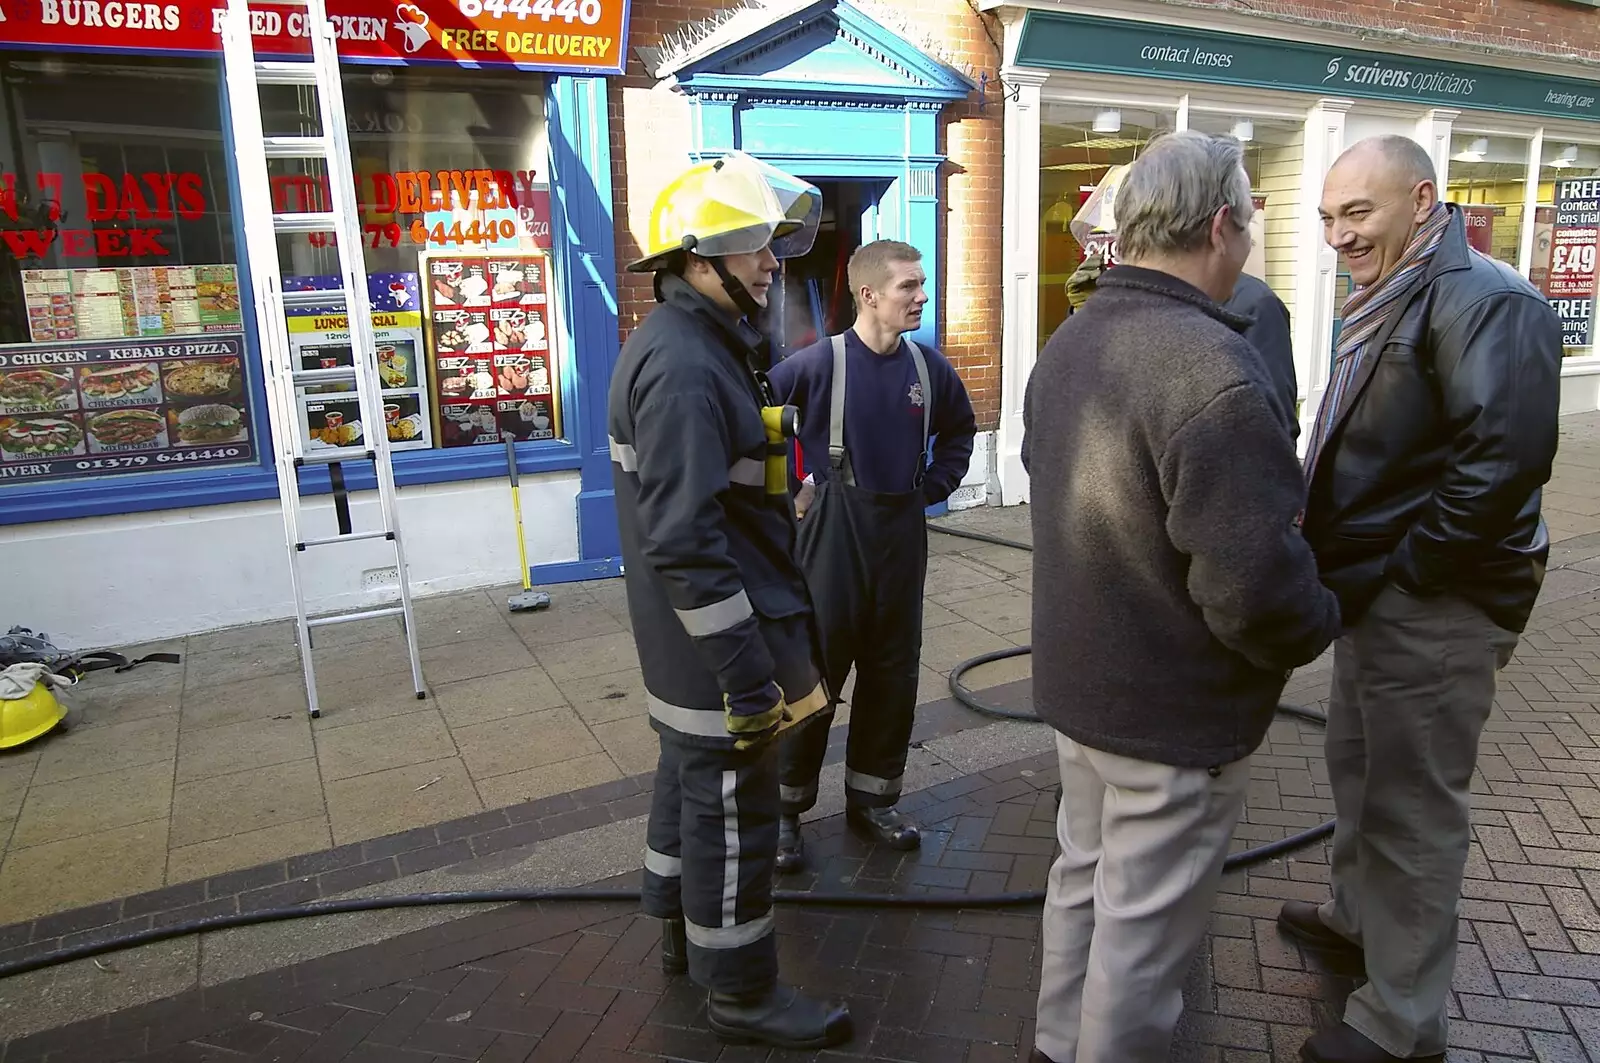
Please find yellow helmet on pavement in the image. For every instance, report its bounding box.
[629,151,822,273]
[0,679,68,750]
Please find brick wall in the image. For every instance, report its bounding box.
[607,0,1007,427]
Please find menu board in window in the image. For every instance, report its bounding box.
[421,251,562,448]
[282,273,432,454]
[0,334,254,484]
[22,266,243,342]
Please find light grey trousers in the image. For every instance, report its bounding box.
[1318,584,1518,1057]
[1034,732,1253,1063]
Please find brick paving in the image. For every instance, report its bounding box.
[8,416,1600,1059]
[16,571,1600,1063]
[0,687,999,985]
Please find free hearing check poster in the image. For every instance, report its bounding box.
[0,0,630,75]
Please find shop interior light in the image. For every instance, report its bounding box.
[1092,109,1122,134]
[1230,119,1254,143]
[1452,137,1489,163]
[1551,144,1581,169]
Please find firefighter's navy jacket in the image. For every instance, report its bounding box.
[607,273,825,749]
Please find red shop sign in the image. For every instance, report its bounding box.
[0,0,629,74]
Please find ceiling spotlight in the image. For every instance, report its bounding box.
[1231,119,1254,143]
[1552,144,1580,169]
[1092,109,1122,134]
[1452,136,1489,163]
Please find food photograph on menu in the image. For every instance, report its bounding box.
[80,363,161,407]
[85,408,168,453]
[163,357,243,401]
[421,250,562,449]
[0,368,79,414]
[497,397,557,442]
[0,415,87,461]
[304,396,364,452]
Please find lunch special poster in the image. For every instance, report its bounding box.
[421,250,562,448]
[282,272,432,450]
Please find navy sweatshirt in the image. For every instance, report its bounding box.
[767,329,977,504]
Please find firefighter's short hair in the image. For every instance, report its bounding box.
[847,239,923,302]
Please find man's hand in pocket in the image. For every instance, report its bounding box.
[794,478,817,521]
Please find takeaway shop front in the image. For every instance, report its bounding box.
[0,0,629,648]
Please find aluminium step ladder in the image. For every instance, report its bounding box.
[219,0,426,718]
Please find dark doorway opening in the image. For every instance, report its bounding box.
[768,179,886,360]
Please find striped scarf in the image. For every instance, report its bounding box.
[1304,204,1452,480]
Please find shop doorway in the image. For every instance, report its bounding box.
[769,178,890,360]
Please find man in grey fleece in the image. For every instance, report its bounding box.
[1021,130,1342,1063]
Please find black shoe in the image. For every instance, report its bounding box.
[707,982,852,1049]
[1300,1023,1441,1062]
[1029,1049,1062,1063]
[660,917,687,976]
[846,805,921,850]
[1278,901,1363,959]
[776,815,805,874]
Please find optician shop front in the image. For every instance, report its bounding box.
[991,0,1600,506]
[0,0,628,647]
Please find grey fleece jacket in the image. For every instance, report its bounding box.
[1022,265,1341,768]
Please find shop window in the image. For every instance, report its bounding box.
[0,54,255,489]
[1532,139,1600,358]
[1444,132,1531,272]
[260,67,560,457]
[1187,112,1304,318]
[1037,103,1175,349]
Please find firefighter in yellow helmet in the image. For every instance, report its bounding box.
[607,151,852,1050]
[1065,251,1106,313]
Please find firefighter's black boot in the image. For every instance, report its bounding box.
[846,805,921,850]
[707,982,852,1049]
[776,814,805,873]
[661,918,687,976]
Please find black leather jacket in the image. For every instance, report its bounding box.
[1304,205,1562,634]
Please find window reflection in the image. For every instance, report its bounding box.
[1444,132,1530,270]
[1533,140,1600,357]
[1186,112,1304,318]
[1037,104,1174,349]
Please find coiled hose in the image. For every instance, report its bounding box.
[928,520,1333,854]
[0,521,1333,982]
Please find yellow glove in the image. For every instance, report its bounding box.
[726,683,788,752]
[1065,254,1105,311]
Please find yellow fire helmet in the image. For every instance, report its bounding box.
[629,151,822,273]
[0,678,68,750]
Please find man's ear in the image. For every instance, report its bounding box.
[1412,179,1439,221]
[1211,205,1232,251]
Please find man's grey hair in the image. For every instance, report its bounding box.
[1114,130,1252,260]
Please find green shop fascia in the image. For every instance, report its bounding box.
[1013,10,1600,123]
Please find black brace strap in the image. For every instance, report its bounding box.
[59,650,182,680]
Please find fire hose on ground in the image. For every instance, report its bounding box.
[0,521,1333,981]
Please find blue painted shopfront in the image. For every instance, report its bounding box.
[612,0,975,528]
[661,0,973,355]
[0,55,624,587]
[0,69,620,545]
[0,0,972,581]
